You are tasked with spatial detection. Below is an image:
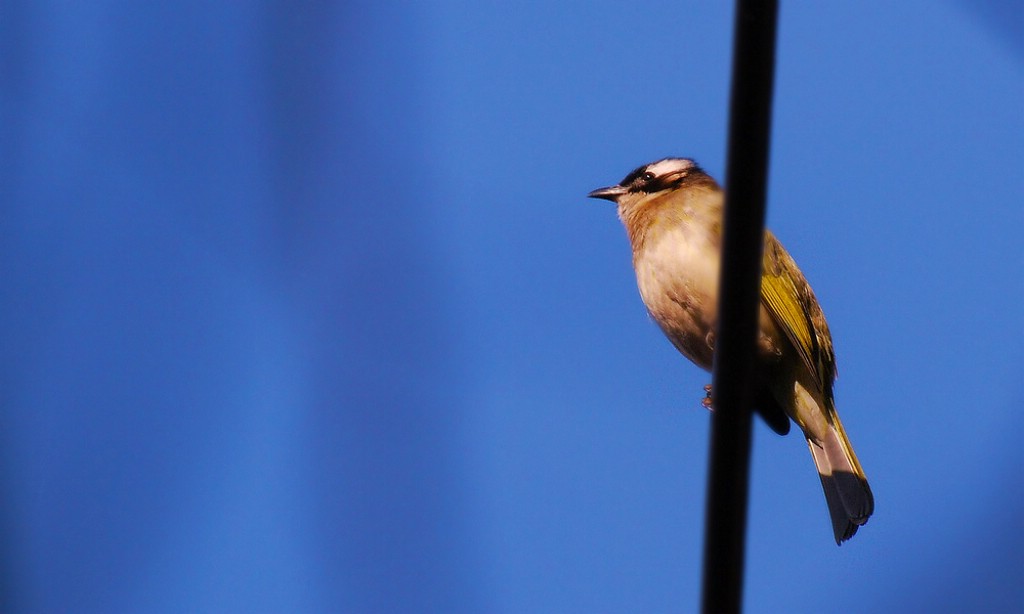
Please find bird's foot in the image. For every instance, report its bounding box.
[702,384,714,411]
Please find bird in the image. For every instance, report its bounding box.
[588,157,873,544]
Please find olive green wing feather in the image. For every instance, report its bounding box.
[760,232,837,394]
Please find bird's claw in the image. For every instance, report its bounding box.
[702,384,714,411]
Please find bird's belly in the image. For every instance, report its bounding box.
[633,228,788,371]
[634,232,720,370]
[647,293,716,371]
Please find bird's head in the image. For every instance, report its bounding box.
[587,158,713,210]
[588,157,722,249]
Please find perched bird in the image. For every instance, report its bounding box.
[589,157,873,544]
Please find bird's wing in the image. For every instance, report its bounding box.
[760,232,837,393]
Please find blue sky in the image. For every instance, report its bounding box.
[2,1,1021,612]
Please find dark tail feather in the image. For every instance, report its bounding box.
[807,415,874,544]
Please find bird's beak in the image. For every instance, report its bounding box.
[587,185,626,202]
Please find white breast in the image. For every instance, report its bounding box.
[634,226,721,367]
[637,227,719,309]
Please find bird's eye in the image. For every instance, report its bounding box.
[641,172,655,183]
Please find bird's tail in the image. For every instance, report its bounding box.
[807,410,874,544]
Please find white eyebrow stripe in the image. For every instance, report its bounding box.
[646,158,695,178]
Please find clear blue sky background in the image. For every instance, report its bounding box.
[2,1,1021,612]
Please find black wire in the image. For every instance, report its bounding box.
[700,2,779,613]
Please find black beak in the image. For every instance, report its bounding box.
[587,185,626,202]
